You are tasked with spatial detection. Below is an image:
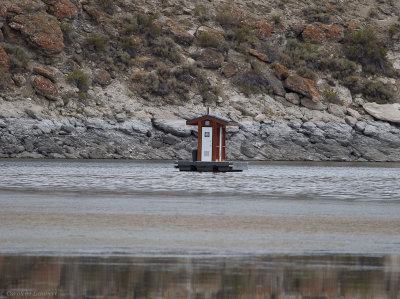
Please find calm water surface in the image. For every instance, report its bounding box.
[0,160,400,298]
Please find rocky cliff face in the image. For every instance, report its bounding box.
[1,0,400,161]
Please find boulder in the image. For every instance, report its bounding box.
[221,62,237,78]
[274,63,289,80]
[248,48,269,62]
[226,49,251,74]
[9,12,64,55]
[165,18,195,45]
[43,0,79,20]
[345,116,357,126]
[335,85,353,107]
[32,75,58,100]
[284,74,321,102]
[194,48,224,69]
[285,93,300,105]
[25,106,43,120]
[33,66,57,82]
[0,45,10,72]
[327,103,347,118]
[196,25,225,44]
[152,119,191,137]
[252,60,285,96]
[347,107,361,119]
[363,103,400,124]
[302,24,344,43]
[94,69,112,86]
[301,97,326,110]
[12,74,26,87]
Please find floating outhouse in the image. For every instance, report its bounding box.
[175,112,248,172]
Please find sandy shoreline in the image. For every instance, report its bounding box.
[2,211,400,255]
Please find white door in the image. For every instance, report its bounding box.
[201,127,213,162]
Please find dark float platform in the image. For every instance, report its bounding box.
[175,161,248,172]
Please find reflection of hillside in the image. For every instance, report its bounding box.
[0,256,61,296]
[0,255,399,298]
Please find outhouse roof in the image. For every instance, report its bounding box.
[186,115,239,126]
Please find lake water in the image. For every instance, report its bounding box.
[0,160,400,298]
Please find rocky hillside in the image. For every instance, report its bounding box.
[1,0,400,160]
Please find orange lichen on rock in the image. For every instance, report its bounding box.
[302,25,326,43]
[83,5,109,24]
[274,63,289,80]
[44,0,79,20]
[302,24,344,43]
[32,75,58,100]
[347,22,357,33]
[325,24,344,40]
[9,12,64,55]
[284,74,321,103]
[33,66,56,82]
[248,49,269,62]
[253,21,273,39]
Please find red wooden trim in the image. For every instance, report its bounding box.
[197,122,201,161]
[186,116,236,126]
[222,126,226,161]
[215,124,220,161]
[212,120,218,162]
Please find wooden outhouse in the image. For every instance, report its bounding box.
[175,112,248,172]
[186,115,239,162]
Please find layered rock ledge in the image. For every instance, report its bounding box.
[1,117,399,162]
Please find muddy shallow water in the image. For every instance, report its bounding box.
[0,160,399,297]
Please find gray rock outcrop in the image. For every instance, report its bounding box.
[363,103,400,124]
[1,117,399,162]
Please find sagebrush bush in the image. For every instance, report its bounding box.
[297,66,316,80]
[114,50,134,68]
[272,14,282,25]
[193,4,210,23]
[235,70,270,96]
[0,43,29,73]
[121,16,138,35]
[216,5,236,26]
[95,0,113,10]
[233,26,257,45]
[85,34,109,51]
[60,22,74,43]
[199,82,220,103]
[137,13,161,36]
[343,26,388,74]
[326,58,358,80]
[197,32,221,49]
[131,64,191,101]
[389,24,400,39]
[121,37,138,57]
[151,37,181,62]
[0,74,12,90]
[302,5,331,24]
[67,70,89,92]
[362,80,394,103]
[280,39,321,70]
[368,8,378,18]
[323,88,340,104]
[342,75,360,92]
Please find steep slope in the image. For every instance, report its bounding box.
[0,0,400,160]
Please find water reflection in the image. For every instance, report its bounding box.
[0,254,399,298]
